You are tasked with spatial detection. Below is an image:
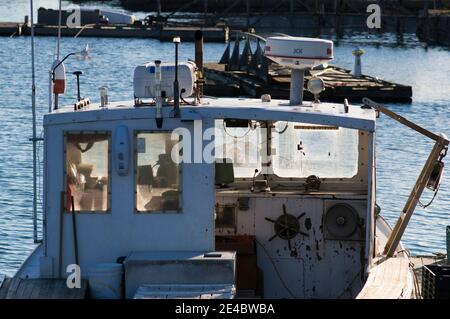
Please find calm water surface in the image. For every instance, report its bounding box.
[0,2,449,277]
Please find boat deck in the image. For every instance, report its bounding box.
[357,256,413,299]
[0,277,88,299]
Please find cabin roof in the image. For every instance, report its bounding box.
[44,97,376,131]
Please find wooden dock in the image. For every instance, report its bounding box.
[204,62,413,103]
[0,277,88,299]
[0,23,228,42]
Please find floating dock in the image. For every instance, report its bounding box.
[204,62,413,103]
[204,32,412,103]
[0,22,228,42]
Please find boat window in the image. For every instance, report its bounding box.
[65,132,110,212]
[214,120,262,178]
[272,122,359,178]
[135,132,181,213]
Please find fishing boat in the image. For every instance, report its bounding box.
[0,5,448,299]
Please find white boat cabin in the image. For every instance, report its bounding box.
[38,94,378,298]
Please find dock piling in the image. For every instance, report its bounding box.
[195,30,204,97]
[352,48,364,78]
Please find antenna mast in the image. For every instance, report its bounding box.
[57,0,62,59]
[30,0,40,244]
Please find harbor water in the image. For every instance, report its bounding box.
[0,1,449,277]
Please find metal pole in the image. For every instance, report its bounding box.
[71,196,79,265]
[57,0,62,60]
[173,37,180,117]
[30,0,39,244]
[290,69,304,105]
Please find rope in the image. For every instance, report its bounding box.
[418,183,440,208]
[409,261,421,299]
[273,122,288,134]
[222,120,252,139]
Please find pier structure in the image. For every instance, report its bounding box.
[0,22,228,42]
[118,0,450,34]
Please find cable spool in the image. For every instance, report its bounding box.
[325,203,359,238]
[52,59,66,94]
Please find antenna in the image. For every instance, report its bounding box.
[73,71,82,101]
[173,36,181,117]
[30,0,40,244]
[57,0,62,60]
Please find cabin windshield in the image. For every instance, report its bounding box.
[214,120,262,178]
[271,122,359,178]
[135,132,181,212]
[214,120,360,179]
[65,132,109,212]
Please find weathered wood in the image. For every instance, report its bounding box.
[5,277,22,299]
[0,279,88,299]
[0,278,12,299]
[0,275,5,289]
[357,257,412,299]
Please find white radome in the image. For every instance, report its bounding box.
[264,36,333,69]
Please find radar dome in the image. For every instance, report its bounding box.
[264,36,333,69]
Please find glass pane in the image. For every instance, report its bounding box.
[214,120,262,178]
[66,133,109,212]
[272,122,359,178]
[136,132,180,212]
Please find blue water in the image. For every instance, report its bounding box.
[0,2,450,277]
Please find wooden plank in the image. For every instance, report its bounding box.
[20,280,36,299]
[0,278,11,299]
[38,279,52,299]
[1,279,88,299]
[0,275,5,289]
[357,257,412,299]
[5,277,21,299]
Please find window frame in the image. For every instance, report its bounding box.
[63,131,112,214]
[133,130,183,214]
[214,119,263,179]
[228,129,369,191]
[270,122,360,179]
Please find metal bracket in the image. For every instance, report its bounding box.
[362,98,450,257]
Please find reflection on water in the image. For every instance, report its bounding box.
[0,4,449,277]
